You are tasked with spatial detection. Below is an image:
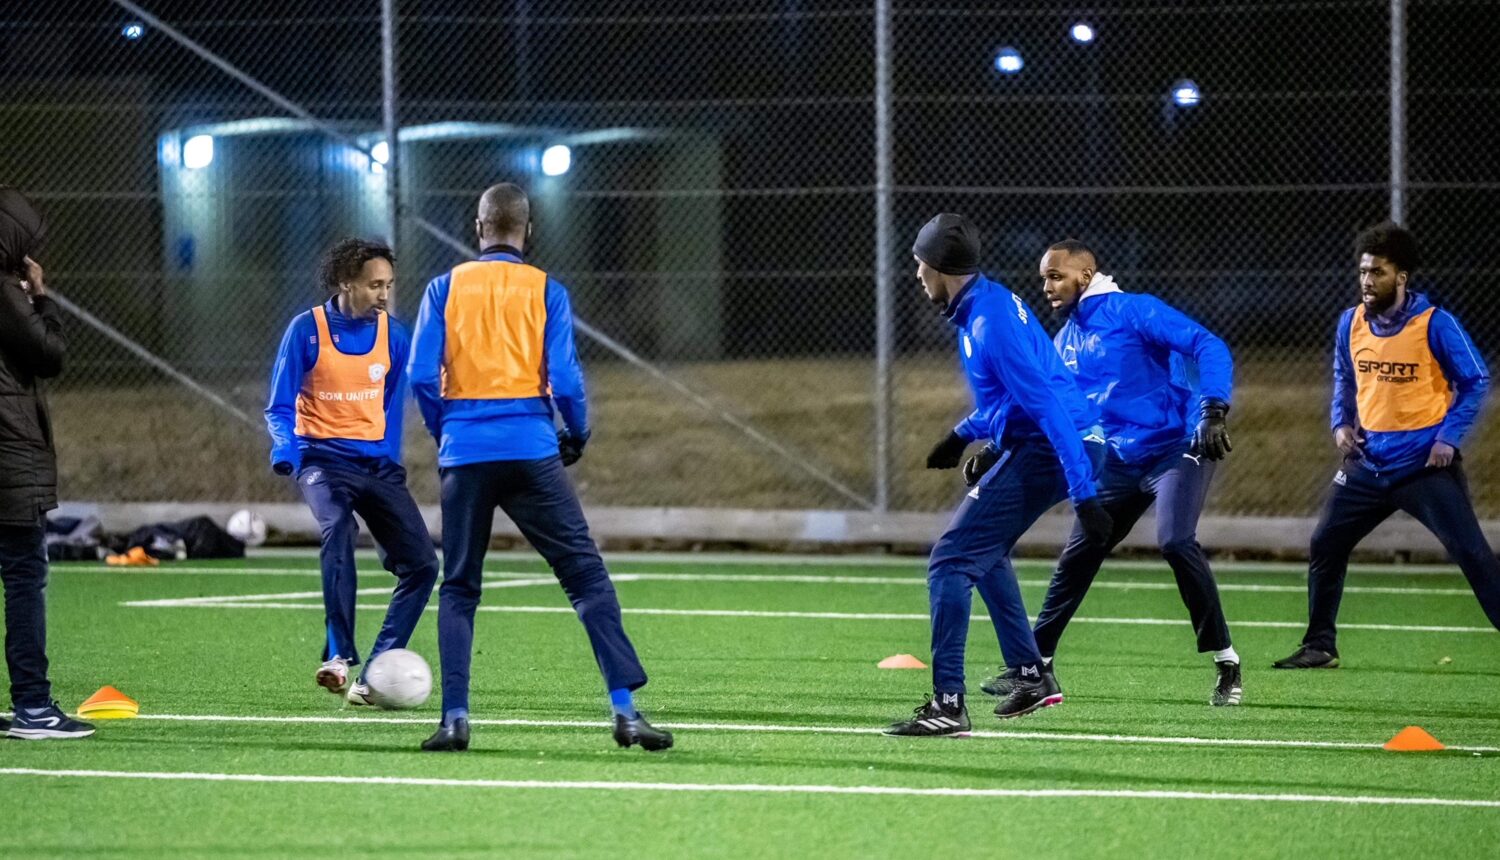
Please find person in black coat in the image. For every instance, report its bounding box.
[0,186,92,739]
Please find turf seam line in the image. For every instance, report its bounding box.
[57,713,1500,754]
[119,600,1500,634]
[2,767,1496,808]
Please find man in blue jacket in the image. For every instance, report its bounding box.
[983,239,1242,707]
[407,183,669,752]
[884,214,1112,737]
[1275,222,1500,668]
[265,238,439,703]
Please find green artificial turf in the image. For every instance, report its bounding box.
[5,552,1499,857]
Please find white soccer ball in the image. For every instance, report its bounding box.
[226,509,267,547]
[363,648,432,710]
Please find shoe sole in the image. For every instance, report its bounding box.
[995,693,1063,720]
[316,667,350,694]
[882,730,972,738]
[1271,660,1339,670]
[7,727,96,740]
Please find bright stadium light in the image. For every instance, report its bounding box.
[993,47,1023,75]
[182,134,214,170]
[1171,79,1202,108]
[1070,22,1095,44]
[121,22,145,40]
[541,144,572,176]
[370,140,389,174]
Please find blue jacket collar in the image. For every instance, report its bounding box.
[944,274,984,326]
[1362,291,1431,334]
[479,243,525,264]
[323,298,378,326]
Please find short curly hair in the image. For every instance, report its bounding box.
[1354,222,1421,274]
[318,238,394,295]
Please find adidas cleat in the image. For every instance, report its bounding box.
[1272,645,1339,670]
[6,701,95,740]
[1212,661,1243,706]
[995,671,1064,719]
[883,698,971,737]
[613,713,674,751]
[421,718,470,752]
[316,657,351,695]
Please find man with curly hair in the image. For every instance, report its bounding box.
[1275,222,1500,668]
[265,238,439,702]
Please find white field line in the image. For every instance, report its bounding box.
[121,577,557,608]
[88,712,1500,754]
[131,600,1500,635]
[53,566,546,579]
[2,767,1497,809]
[250,546,1474,575]
[117,570,1479,609]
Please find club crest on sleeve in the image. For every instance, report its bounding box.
[1333,470,1347,486]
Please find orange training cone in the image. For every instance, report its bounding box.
[77,685,140,720]
[1384,726,1445,751]
[878,654,928,669]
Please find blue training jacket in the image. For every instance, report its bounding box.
[1331,292,1490,472]
[1054,280,1234,465]
[947,274,1100,503]
[407,249,589,467]
[265,299,410,473]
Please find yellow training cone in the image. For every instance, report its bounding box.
[77,685,140,720]
[877,654,928,669]
[1383,725,1445,752]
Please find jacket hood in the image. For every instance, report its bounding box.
[0,187,46,275]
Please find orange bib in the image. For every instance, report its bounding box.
[441,260,550,400]
[1349,306,1451,433]
[294,305,390,441]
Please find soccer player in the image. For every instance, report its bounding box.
[1275,223,1500,668]
[982,240,1242,707]
[265,238,439,703]
[884,214,1112,737]
[407,182,670,752]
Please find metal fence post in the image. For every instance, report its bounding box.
[874,0,894,513]
[1390,0,1406,224]
[382,0,401,253]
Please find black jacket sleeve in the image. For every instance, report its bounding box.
[0,281,67,379]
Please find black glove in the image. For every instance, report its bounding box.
[1191,399,1232,461]
[962,444,1001,487]
[926,430,968,470]
[1075,498,1115,548]
[558,430,588,467]
[273,461,294,477]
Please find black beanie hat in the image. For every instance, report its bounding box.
[0,186,46,275]
[912,213,980,275]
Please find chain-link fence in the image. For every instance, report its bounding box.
[4,0,1496,518]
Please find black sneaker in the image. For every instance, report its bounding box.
[613,714,674,751]
[420,718,470,752]
[0,716,8,732]
[995,670,1064,719]
[883,697,971,737]
[1211,661,1243,706]
[6,701,95,740]
[981,661,1056,697]
[1272,645,1339,669]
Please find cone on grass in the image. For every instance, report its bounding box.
[877,654,927,669]
[77,685,139,720]
[1384,725,1444,751]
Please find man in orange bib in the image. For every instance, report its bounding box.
[265,239,439,701]
[407,183,670,753]
[1275,223,1500,668]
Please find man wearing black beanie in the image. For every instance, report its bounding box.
[885,213,1112,737]
[0,187,93,739]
